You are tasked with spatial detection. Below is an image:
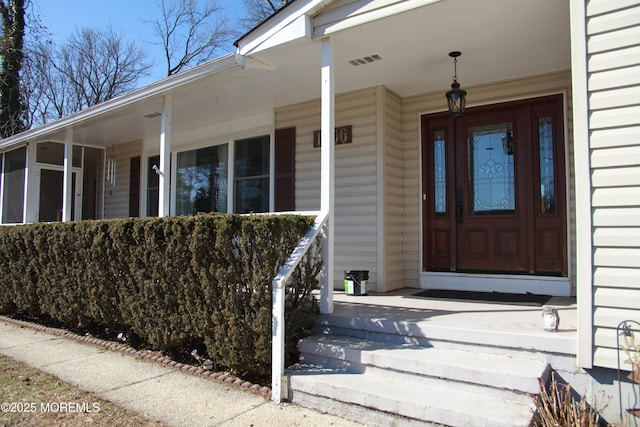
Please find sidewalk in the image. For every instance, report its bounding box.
[0,318,362,426]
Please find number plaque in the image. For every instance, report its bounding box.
[313,125,352,147]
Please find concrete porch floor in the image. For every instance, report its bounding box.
[325,288,577,355]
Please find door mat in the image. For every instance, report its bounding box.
[412,289,553,306]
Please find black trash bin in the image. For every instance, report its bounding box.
[344,270,369,295]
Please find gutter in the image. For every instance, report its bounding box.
[234,0,334,55]
[0,54,245,151]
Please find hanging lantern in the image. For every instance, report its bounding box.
[445,51,467,117]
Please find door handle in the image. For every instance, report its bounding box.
[456,189,463,224]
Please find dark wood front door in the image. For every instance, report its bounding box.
[422,95,567,276]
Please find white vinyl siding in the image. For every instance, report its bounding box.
[276,87,380,291]
[382,88,404,290]
[585,0,640,369]
[401,71,574,289]
[103,140,141,219]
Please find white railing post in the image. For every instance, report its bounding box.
[320,36,335,315]
[271,211,327,402]
[62,128,73,222]
[272,274,286,402]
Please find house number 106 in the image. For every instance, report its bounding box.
[313,125,353,147]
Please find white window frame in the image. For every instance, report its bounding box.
[1,145,29,225]
[167,130,275,216]
[143,152,161,217]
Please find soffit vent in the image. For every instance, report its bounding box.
[144,112,162,119]
[349,54,382,66]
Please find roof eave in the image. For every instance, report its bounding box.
[235,0,334,55]
[0,54,244,151]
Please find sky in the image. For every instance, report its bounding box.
[34,0,248,87]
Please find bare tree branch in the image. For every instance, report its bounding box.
[240,0,292,31]
[25,26,151,125]
[148,0,232,76]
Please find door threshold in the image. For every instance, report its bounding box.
[420,271,571,297]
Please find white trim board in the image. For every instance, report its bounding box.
[420,272,571,297]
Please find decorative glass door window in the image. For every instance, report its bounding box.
[433,130,447,215]
[467,122,515,214]
[538,117,556,214]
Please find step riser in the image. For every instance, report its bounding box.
[299,337,549,395]
[316,313,575,355]
[300,353,364,373]
[298,352,538,406]
[363,365,539,406]
[315,324,577,372]
[289,390,440,427]
[299,348,545,395]
[288,374,533,427]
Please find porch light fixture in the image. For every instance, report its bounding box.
[445,51,467,117]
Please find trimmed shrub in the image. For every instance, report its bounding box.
[0,214,319,380]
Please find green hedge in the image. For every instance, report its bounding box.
[0,214,320,379]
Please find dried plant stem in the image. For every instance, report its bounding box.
[534,372,608,427]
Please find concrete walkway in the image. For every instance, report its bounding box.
[0,318,362,426]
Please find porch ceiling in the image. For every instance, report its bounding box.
[21,0,570,148]
[255,0,571,103]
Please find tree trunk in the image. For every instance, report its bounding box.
[0,0,26,138]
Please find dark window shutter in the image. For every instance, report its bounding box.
[275,127,296,212]
[129,156,141,217]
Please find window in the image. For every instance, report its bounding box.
[36,142,64,165]
[234,135,270,214]
[2,147,27,224]
[147,155,160,217]
[38,170,67,222]
[82,147,103,220]
[433,129,446,215]
[467,122,515,214]
[176,145,228,215]
[0,154,3,214]
[130,157,141,217]
[147,135,272,216]
[72,145,83,168]
[538,116,556,214]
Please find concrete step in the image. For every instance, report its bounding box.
[298,335,549,395]
[289,306,559,426]
[288,334,548,426]
[287,364,536,427]
[314,309,575,356]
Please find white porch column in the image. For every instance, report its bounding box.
[62,128,73,222]
[570,0,593,369]
[320,37,335,314]
[159,94,172,217]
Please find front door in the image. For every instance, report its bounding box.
[422,95,567,276]
[37,169,81,222]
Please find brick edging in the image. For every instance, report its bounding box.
[0,315,271,399]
